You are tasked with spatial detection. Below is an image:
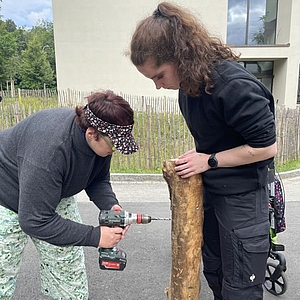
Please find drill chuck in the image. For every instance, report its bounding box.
[127,212,152,224]
[99,210,152,227]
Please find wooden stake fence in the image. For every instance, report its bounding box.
[1,89,300,169]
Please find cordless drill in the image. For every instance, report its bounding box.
[98,210,170,271]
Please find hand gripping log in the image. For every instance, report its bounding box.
[163,159,204,300]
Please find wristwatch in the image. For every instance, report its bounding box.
[208,153,218,169]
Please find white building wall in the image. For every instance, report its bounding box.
[52,0,300,107]
[276,0,292,44]
[284,0,300,108]
[52,0,226,99]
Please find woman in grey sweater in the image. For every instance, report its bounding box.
[0,90,138,299]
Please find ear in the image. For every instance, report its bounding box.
[86,127,96,140]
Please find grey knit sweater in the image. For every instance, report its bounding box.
[0,108,119,247]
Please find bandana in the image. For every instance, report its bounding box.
[84,105,139,155]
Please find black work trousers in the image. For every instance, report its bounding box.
[202,186,270,300]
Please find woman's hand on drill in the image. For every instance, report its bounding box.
[98,204,130,248]
[110,204,130,237]
[99,226,124,248]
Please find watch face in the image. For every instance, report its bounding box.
[208,154,218,168]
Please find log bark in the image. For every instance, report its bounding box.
[163,159,204,300]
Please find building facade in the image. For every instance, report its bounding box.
[52,0,300,107]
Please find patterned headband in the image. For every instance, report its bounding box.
[84,105,138,155]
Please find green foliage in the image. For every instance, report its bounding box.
[276,158,300,173]
[28,20,56,76]
[5,53,20,81]
[1,95,299,174]
[4,18,17,32]
[0,17,56,89]
[0,95,58,130]
[252,14,266,45]
[19,36,54,89]
[0,21,18,82]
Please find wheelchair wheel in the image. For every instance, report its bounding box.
[264,261,287,296]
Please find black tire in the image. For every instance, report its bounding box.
[264,261,287,296]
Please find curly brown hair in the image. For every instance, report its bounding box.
[130,2,240,97]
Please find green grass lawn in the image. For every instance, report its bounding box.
[276,159,300,173]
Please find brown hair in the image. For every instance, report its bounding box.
[130,2,240,97]
[75,90,134,138]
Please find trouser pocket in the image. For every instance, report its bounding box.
[231,220,270,288]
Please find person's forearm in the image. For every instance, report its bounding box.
[175,142,277,178]
[214,142,277,168]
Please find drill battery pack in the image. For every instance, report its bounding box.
[99,247,127,271]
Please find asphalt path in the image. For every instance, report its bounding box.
[12,174,300,300]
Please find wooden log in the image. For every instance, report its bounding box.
[163,159,203,300]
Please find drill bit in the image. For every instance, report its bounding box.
[150,217,171,221]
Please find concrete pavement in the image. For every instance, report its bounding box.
[12,173,300,300]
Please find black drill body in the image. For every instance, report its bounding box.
[98,210,159,271]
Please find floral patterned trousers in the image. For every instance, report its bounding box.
[0,197,89,300]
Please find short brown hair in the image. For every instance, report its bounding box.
[75,90,134,133]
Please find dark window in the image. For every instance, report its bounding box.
[239,61,274,92]
[227,0,278,45]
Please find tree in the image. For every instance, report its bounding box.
[19,36,54,89]
[28,20,56,83]
[5,18,17,32]
[6,53,20,84]
[0,21,18,84]
[252,15,266,45]
[0,3,57,90]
